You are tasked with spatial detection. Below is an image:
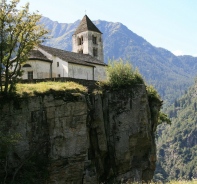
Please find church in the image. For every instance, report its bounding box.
[21,15,107,81]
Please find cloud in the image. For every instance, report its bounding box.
[172,50,184,56]
[173,50,197,57]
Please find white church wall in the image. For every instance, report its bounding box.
[94,65,107,81]
[52,56,68,78]
[21,60,51,79]
[68,63,94,80]
[38,48,69,78]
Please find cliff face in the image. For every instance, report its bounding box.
[0,85,161,183]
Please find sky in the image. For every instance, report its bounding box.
[16,0,197,56]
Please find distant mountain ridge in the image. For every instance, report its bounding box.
[40,16,197,104]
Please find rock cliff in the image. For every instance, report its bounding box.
[0,85,161,183]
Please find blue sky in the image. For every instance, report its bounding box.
[17,0,197,56]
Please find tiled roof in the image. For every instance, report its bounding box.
[74,15,102,35]
[39,44,106,66]
[29,50,52,62]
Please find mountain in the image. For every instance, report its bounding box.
[40,17,197,104]
[41,17,80,51]
[154,80,197,182]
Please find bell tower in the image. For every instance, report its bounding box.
[72,15,104,63]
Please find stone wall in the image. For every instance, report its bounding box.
[0,85,161,183]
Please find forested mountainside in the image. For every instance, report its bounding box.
[155,80,197,182]
[40,16,197,104]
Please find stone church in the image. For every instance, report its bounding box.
[22,15,106,81]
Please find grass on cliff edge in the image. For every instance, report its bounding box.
[15,81,87,96]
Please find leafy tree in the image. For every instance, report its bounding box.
[0,0,47,94]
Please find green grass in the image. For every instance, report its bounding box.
[15,81,87,96]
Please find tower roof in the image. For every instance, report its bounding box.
[74,15,102,35]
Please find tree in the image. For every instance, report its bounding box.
[0,0,48,94]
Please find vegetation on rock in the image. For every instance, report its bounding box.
[146,85,161,102]
[15,81,88,96]
[99,59,144,89]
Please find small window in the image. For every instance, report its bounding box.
[57,62,59,67]
[23,64,31,67]
[28,71,33,80]
[58,74,61,77]
[92,35,97,44]
[78,36,83,45]
[93,48,98,57]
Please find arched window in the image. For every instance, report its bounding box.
[23,64,31,67]
[77,36,83,45]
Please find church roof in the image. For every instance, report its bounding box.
[74,15,102,35]
[29,50,52,62]
[38,44,106,66]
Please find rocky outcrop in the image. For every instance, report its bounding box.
[0,85,161,183]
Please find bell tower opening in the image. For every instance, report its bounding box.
[78,36,83,45]
[92,35,97,44]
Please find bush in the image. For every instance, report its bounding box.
[146,85,161,102]
[158,112,171,125]
[104,59,144,89]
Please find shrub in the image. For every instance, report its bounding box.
[103,59,144,89]
[158,111,171,125]
[146,85,161,102]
